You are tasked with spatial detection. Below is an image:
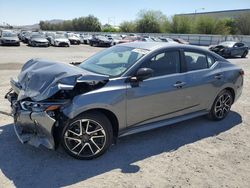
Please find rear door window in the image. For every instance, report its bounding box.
[184,51,209,71]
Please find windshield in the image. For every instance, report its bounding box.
[97,36,107,40]
[219,41,235,47]
[79,46,149,77]
[2,32,17,37]
[32,34,45,39]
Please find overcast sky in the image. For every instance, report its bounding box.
[0,0,249,26]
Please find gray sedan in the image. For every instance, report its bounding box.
[209,41,248,58]
[6,42,243,159]
[0,32,20,46]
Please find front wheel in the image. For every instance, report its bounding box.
[208,90,233,121]
[61,112,113,160]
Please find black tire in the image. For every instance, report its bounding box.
[61,111,113,160]
[241,50,248,58]
[208,90,233,121]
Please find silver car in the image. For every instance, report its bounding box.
[6,42,244,159]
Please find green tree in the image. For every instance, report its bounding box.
[236,13,250,35]
[171,15,192,33]
[135,10,168,33]
[193,16,230,35]
[102,24,118,32]
[119,21,136,32]
[39,15,101,32]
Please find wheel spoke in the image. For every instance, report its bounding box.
[224,96,230,103]
[91,135,105,139]
[78,143,87,155]
[68,130,80,137]
[85,120,90,134]
[88,128,103,135]
[87,143,95,154]
[65,136,81,142]
[90,138,101,151]
[71,142,81,151]
[79,120,83,136]
[215,106,222,112]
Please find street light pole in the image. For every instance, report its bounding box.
[195,8,205,14]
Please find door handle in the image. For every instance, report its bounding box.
[214,74,223,79]
[173,81,186,88]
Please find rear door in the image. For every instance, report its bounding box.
[231,43,245,56]
[181,50,223,111]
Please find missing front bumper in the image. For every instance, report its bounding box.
[14,109,56,150]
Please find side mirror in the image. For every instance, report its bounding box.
[134,68,154,81]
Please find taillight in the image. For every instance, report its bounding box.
[239,69,244,76]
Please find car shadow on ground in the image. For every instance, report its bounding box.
[0,111,242,188]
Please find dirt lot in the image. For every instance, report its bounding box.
[0,44,249,188]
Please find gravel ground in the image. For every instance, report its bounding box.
[0,44,249,188]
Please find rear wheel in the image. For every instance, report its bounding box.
[208,90,233,121]
[61,112,113,160]
[241,50,248,58]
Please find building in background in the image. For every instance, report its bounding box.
[176,9,250,19]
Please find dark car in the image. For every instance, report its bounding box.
[29,33,49,47]
[65,33,81,45]
[0,32,20,46]
[6,42,243,160]
[173,38,189,45]
[89,35,111,47]
[209,41,248,58]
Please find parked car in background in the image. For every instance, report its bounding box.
[51,34,70,47]
[45,32,56,45]
[89,35,111,47]
[159,37,178,43]
[6,42,243,160]
[65,33,81,45]
[22,32,32,43]
[137,36,155,42]
[151,37,163,42]
[209,41,248,58]
[79,34,92,44]
[118,36,139,44]
[29,33,49,47]
[18,30,28,41]
[106,34,123,45]
[173,38,189,45]
[0,31,20,46]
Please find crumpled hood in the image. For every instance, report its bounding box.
[17,59,109,101]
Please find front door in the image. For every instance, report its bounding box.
[126,50,191,127]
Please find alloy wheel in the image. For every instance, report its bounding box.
[64,119,106,158]
[214,92,232,119]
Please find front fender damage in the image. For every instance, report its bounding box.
[6,58,109,150]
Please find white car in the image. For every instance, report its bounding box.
[65,33,81,45]
[51,34,70,47]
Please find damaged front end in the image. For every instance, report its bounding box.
[5,59,109,150]
[209,45,231,57]
[5,84,66,150]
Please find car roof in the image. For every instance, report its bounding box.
[118,42,205,52]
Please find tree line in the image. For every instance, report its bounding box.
[39,10,250,35]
